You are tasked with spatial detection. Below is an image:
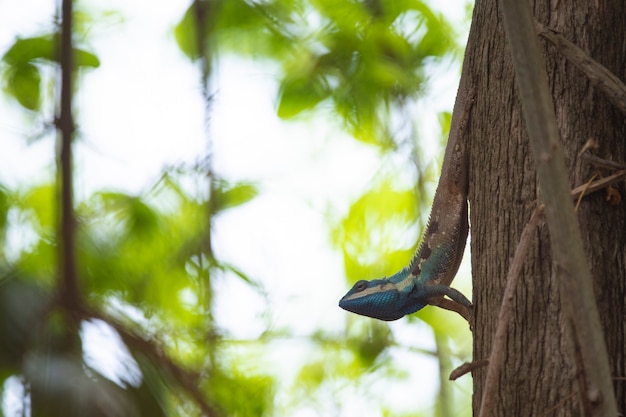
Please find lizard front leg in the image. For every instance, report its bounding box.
[434,298,473,328]
[415,284,473,326]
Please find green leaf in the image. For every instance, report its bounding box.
[0,185,10,234]
[73,47,100,68]
[20,184,56,234]
[221,262,262,289]
[297,360,326,388]
[92,192,160,237]
[4,62,41,111]
[173,6,200,60]
[2,36,55,65]
[174,0,297,61]
[277,75,328,119]
[212,181,257,213]
[125,196,160,236]
[205,365,274,417]
[2,35,100,68]
[1,36,99,110]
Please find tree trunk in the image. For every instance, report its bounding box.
[466,0,626,415]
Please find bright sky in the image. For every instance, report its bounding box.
[0,0,472,415]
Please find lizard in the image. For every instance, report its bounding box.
[338,82,475,324]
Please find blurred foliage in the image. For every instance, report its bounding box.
[0,0,472,416]
[174,0,460,148]
[1,35,99,111]
[332,179,424,281]
[0,169,271,416]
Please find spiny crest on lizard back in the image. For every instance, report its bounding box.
[408,216,439,276]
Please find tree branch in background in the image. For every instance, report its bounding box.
[192,0,217,262]
[57,0,83,312]
[479,1,618,417]
[90,310,220,417]
[192,0,220,348]
[193,0,212,100]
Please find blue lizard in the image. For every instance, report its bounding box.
[339,84,475,324]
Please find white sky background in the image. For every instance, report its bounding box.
[0,0,472,415]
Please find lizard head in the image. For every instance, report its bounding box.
[339,278,407,321]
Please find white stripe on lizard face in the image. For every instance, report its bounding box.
[345,275,414,300]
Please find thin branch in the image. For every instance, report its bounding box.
[88,309,220,417]
[536,22,626,118]
[449,359,489,381]
[192,0,220,352]
[54,2,218,415]
[192,0,215,264]
[581,153,626,171]
[57,0,82,311]
[570,170,626,201]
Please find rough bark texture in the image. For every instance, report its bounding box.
[466,0,626,415]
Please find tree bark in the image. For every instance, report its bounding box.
[466,0,626,415]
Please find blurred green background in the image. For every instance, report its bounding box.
[0,0,473,416]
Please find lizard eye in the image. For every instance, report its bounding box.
[353,280,368,292]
